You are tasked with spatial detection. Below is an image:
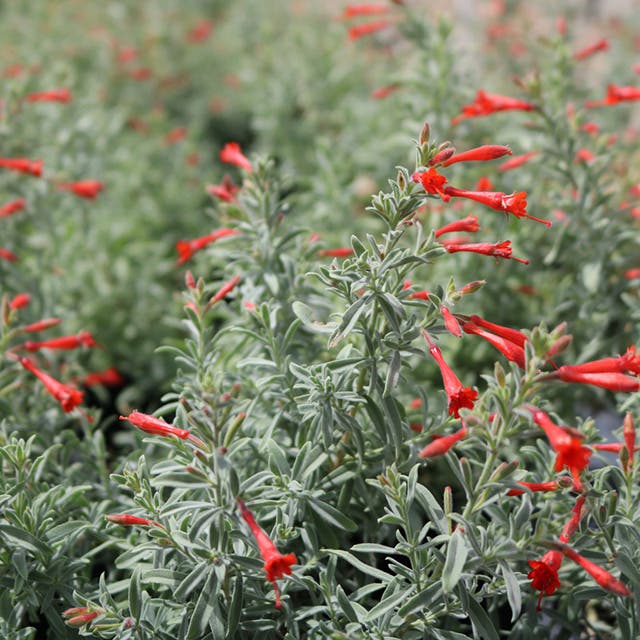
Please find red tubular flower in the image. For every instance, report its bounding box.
[26,88,71,103]
[529,496,586,609]
[120,410,204,448]
[176,228,241,265]
[466,314,527,347]
[348,19,391,40]
[0,198,26,218]
[445,240,529,264]
[342,3,390,18]
[210,275,241,305]
[21,331,95,352]
[623,412,636,471]
[574,38,609,61]
[528,550,562,610]
[575,148,595,163]
[498,151,539,172]
[462,319,526,368]
[423,330,477,417]
[220,142,253,172]
[441,145,512,166]
[187,19,214,43]
[543,368,640,392]
[164,127,187,144]
[106,514,158,526]
[440,306,462,337]
[418,424,467,458]
[526,407,591,488]
[559,495,586,543]
[317,247,354,258]
[408,289,429,300]
[443,186,551,226]
[9,293,30,310]
[451,90,536,125]
[80,367,125,387]
[475,176,493,191]
[555,543,631,597]
[370,83,400,99]
[593,442,626,453]
[128,67,152,81]
[416,168,449,200]
[545,346,640,376]
[18,356,84,412]
[435,215,480,238]
[0,248,18,262]
[57,180,104,199]
[237,499,297,609]
[581,121,600,135]
[585,84,640,107]
[507,479,563,496]
[206,175,240,202]
[0,157,42,177]
[19,318,61,333]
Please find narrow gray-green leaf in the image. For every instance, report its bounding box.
[442,528,468,593]
[128,566,142,621]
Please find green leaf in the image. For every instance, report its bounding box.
[226,573,243,638]
[267,439,291,476]
[292,301,315,327]
[336,585,359,623]
[128,566,142,621]
[0,524,51,556]
[615,552,640,587]
[186,568,217,640]
[581,261,601,293]
[500,561,522,622]
[364,585,412,621]
[397,581,442,617]
[414,483,446,534]
[329,296,369,347]
[442,528,468,593]
[351,543,397,554]
[466,595,500,640]
[324,549,392,583]
[174,563,210,601]
[309,498,357,532]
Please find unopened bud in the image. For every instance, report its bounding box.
[459,280,485,295]
[223,411,246,448]
[488,460,519,483]
[623,412,635,473]
[429,146,456,166]
[557,475,574,488]
[419,122,430,145]
[444,485,453,533]
[185,465,208,479]
[545,334,573,360]
[494,361,506,387]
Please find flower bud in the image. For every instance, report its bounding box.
[419,122,430,145]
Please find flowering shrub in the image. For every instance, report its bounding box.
[1,1,640,639]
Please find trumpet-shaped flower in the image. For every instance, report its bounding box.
[238,499,297,608]
[423,330,477,417]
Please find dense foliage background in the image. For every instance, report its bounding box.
[1,1,639,638]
